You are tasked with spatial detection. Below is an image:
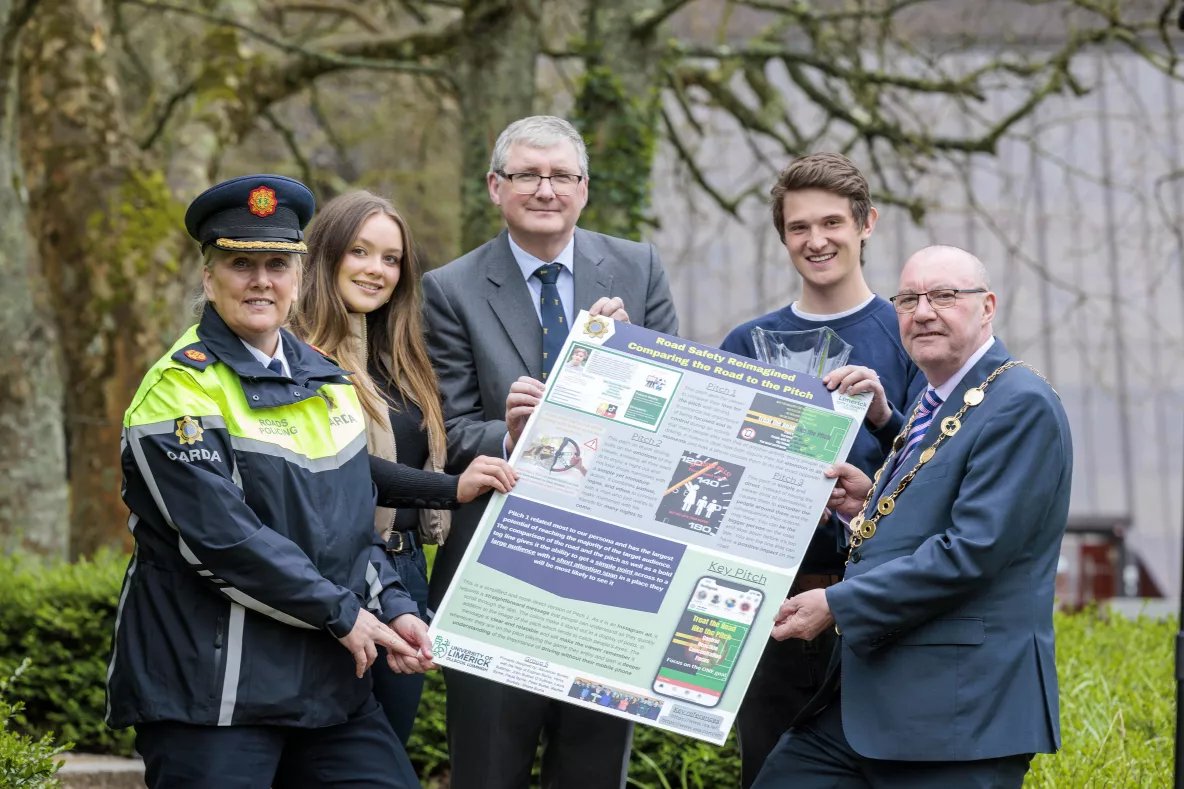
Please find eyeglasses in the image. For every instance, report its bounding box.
[497,171,585,196]
[890,289,987,314]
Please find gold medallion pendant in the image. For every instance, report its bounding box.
[877,498,895,516]
[964,388,985,406]
[919,446,936,463]
[860,520,877,539]
[849,514,864,535]
[941,417,961,436]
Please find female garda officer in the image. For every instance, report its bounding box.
[105,175,516,788]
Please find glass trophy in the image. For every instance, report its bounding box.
[750,326,852,378]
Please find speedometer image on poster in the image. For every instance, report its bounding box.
[655,453,744,536]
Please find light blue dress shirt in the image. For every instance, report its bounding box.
[241,335,291,378]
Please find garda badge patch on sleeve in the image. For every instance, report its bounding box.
[175,416,204,445]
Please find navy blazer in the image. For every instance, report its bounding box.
[826,338,1072,762]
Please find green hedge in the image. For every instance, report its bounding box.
[1026,607,1174,788]
[0,552,1174,787]
[1,660,68,788]
[0,552,135,758]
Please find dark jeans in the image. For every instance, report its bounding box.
[135,695,419,789]
[752,699,1033,789]
[737,624,838,788]
[372,536,430,746]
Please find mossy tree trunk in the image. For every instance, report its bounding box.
[571,0,664,241]
[20,0,190,557]
[0,0,70,558]
[455,0,541,254]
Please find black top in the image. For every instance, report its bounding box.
[369,456,458,512]
[369,360,442,532]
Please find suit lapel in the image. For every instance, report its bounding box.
[870,390,925,505]
[920,339,1012,450]
[572,228,613,312]
[486,231,544,379]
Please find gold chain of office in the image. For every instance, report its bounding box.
[844,360,1055,566]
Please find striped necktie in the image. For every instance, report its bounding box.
[534,263,567,381]
[887,389,943,482]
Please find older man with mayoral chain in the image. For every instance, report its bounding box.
[753,245,1073,789]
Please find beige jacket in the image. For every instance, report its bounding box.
[346,313,451,545]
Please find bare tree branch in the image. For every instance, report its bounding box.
[139,76,196,150]
[674,42,989,98]
[308,84,359,183]
[660,105,744,218]
[123,0,454,78]
[674,64,798,154]
[667,74,706,137]
[261,106,315,187]
[732,0,932,24]
[268,0,383,33]
[633,0,696,38]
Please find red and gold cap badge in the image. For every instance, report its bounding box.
[247,185,278,218]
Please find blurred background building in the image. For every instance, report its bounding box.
[649,4,1184,606]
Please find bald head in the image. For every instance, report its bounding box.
[896,244,996,386]
[904,245,990,289]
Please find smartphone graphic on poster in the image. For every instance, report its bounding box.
[652,576,764,707]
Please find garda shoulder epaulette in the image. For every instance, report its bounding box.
[172,342,216,371]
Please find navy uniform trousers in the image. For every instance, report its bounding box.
[135,695,420,789]
[752,694,1033,789]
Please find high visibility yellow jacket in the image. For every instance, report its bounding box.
[106,306,455,729]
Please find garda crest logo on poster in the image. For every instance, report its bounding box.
[579,313,615,345]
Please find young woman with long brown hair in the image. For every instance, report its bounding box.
[295,190,515,745]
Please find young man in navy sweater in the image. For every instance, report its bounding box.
[721,153,926,787]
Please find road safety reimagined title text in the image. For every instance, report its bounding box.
[625,337,815,400]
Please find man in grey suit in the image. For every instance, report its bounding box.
[422,115,678,789]
[754,245,1071,788]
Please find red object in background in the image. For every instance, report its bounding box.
[1056,517,1162,611]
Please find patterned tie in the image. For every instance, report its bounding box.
[534,263,567,381]
[887,389,943,482]
[266,358,285,377]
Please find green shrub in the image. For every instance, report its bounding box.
[0,659,69,788]
[0,551,135,757]
[1027,608,1174,788]
[1,549,1174,788]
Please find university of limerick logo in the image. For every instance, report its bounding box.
[432,635,451,658]
[175,416,204,446]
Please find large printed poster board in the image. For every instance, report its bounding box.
[428,312,869,744]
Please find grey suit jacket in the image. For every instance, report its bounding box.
[422,227,678,606]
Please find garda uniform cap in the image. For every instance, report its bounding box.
[184,174,315,255]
